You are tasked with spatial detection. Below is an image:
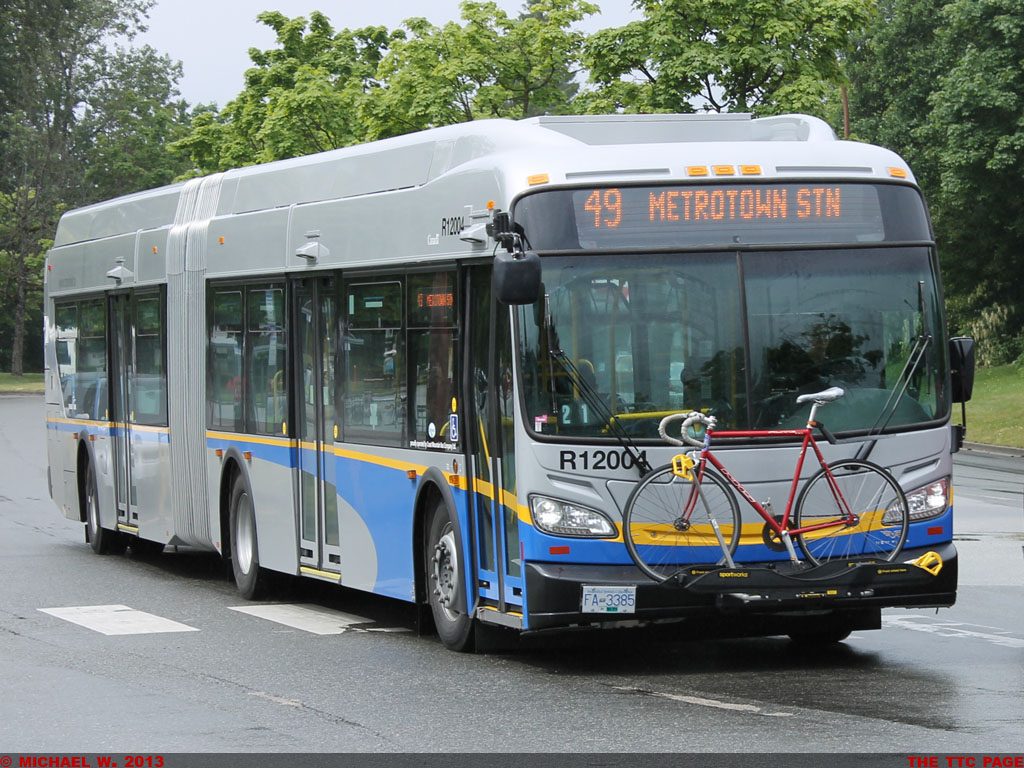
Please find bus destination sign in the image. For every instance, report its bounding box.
[580,185,843,229]
[554,183,890,248]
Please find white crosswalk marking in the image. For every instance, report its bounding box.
[228,603,378,635]
[39,605,199,635]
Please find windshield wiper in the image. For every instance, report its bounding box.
[858,281,932,459]
[547,346,653,476]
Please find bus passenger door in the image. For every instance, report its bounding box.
[465,267,523,615]
[293,277,341,577]
[108,293,137,532]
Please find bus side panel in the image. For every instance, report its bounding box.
[90,429,117,530]
[134,433,174,545]
[249,451,299,575]
[204,438,298,571]
[334,451,419,602]
[45,414,70,518]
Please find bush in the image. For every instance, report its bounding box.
[961,303,1023,367]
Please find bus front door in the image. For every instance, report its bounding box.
[465,266,524,615]
[293,277,341,578]
[109,293,138,534]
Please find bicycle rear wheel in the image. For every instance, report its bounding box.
[623,463,741,583]
[794,459,909,565]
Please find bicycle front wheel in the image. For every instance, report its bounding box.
[623,463,741,583]
[794,459,909,566]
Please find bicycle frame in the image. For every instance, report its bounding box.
[689,425,854,541]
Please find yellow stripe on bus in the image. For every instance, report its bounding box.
[205,430,294,448]
[204,431,470,491]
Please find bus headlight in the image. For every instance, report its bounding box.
[890,477,949,522]
[529,495,616,538]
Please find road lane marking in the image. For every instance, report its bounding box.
[883,615,1024,648]
[228,603,376,635]
[612,685,794,717]
[39,605,199,635]
[247,691,302,708]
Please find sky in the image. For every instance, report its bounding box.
[136,0,641,108]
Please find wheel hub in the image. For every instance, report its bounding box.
[235,492,254,575]
[431,529,459,620]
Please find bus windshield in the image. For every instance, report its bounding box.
[516,247,947,439]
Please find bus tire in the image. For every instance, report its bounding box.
[84,462,125,555]
[426,501,474,652]
[229,473,269,600]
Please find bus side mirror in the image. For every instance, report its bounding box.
[493,250,541,305]
[949,336,975,403]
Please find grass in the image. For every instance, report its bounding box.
[0,371,44,394]
[954,363,1024,449]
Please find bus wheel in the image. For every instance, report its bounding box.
[426,502,474,652]
[84,463,125,555]
[230,474,268,600]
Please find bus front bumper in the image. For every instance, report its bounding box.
[523,541,957,634]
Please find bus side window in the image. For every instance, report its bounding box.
[246,286,286,435]
[133,293,167,426]
[209,289,243,432]
[343,279,405,447]
[407,271,458,449]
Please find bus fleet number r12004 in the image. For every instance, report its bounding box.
[559,449,648,472]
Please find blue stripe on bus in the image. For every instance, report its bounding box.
[46,419,170,444]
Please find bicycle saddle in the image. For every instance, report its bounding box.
[795,386,845,405]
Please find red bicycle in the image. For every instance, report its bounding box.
[622,387,910,583]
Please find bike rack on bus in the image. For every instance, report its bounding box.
[666,552,945,612]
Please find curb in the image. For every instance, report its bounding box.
[962,441,1024,459]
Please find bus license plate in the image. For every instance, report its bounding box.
[581,585,636,614]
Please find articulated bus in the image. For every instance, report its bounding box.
[44,114,974,650]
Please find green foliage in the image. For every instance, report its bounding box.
[923,0,1024,340]
[172,12,402,171]
[959,303,1023,367]
[582,0,875,117]
[0,0,190,373]
[76,45,193,200]
[846,0,944,177]
[366,0,598,139]
[849,0,1024,362]
[174,0,597,170]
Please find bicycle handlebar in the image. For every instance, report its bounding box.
[658,411,717,447]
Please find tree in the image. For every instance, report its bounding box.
[845,0,946,182]
[365,0,595,136]
[174,0,597,168]
[75,45,193,202]
[922,0,1024,362]
[172,12,399,173]
[581,0,875,116]
[0,0,190,374]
